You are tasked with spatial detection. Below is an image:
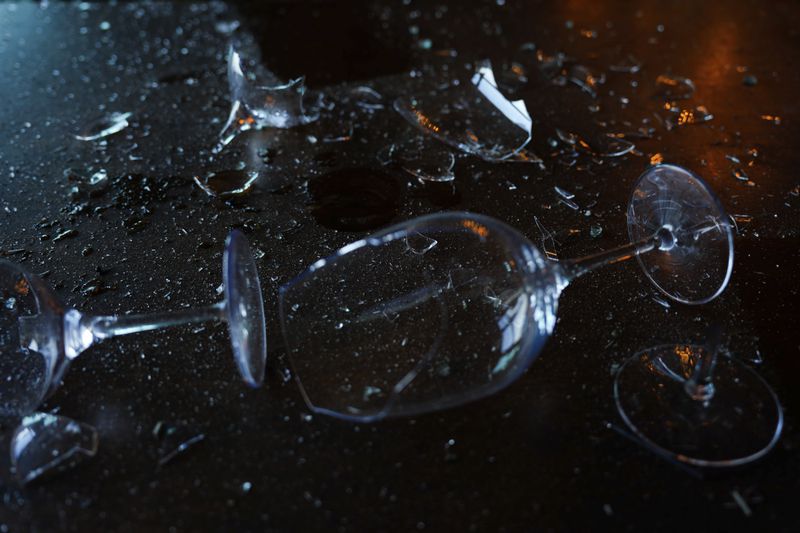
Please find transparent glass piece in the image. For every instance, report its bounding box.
[351,86,384,111]
[11,412,98,484]
[193,169,260,197]
[74,111,132,141]
[279,212,559,421]
[610,55,642,73]
[564,64,605,98]
[0,232,266,416]
[393,60,533,163]
[217,44,317,151]
[1,262,61,417]
[154,422,206,467]
[627,164,733,304]
[655,74,695,100]
[615,343,783,467]
[672,105,714,127]
[387,136,456,183]
[556,130,634,158]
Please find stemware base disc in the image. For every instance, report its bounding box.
[614,344,783,467]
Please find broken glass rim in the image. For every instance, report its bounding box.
[277,211,554,422]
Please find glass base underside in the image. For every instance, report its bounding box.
[614,345,783,467]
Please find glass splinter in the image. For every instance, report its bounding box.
[74,111,132,141]
[279,164,734,422]
[11,412,98,484]
[387,136,457,183]
[0,231,266,417]
[155,422,206,467]
[217,43,316,152]
[193,169,260,197]
[393,60,533,163]
[656,74,695,100]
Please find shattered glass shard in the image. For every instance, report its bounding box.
[672,105,714,127]
[655,74,695,100]
[217,44,318,151]
[387,136,456,183]
[393,60,533,163]
[565,64,605,98]
[610,55,642,74]
[74,111,132,141]
[193,169,260,197]
[154,421,206,467]
[556,130,634,158]
[11,413,98,484]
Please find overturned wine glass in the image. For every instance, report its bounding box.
[279,164,734,422]
[0,230,266,417]
[614,326,783,467]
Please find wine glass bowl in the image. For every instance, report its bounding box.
[279,213,560,421]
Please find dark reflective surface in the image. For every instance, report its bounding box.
[0,1,798,530]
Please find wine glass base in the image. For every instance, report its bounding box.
[627,164,734,304]
[614,344,783,467]
[223,230,267,388]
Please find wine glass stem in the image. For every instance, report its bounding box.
[87,301,226,339]
[559,235,659,282]
[684,325,721,401]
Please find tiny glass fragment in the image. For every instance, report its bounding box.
[11,412,98,484]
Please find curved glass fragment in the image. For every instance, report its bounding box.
[394,61,533,163]
[11,412,98,484]
[217,43,318,150]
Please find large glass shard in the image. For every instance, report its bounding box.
[393,61,533,163]
[11,413,98,484]
[279,212,559,422]
[217,44,318,151]
[383,136,456,183]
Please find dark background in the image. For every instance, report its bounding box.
[0,1,798,531]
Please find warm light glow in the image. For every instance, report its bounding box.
[14,277,29,296]
[461,219,489,239]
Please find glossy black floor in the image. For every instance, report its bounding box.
[0,1,798,531]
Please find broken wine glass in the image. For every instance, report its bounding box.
[614,328,783,467]
[280,164,734,421]
[0,231,266,417]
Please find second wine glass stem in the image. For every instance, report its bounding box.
[684,325,722,402]
[87,301,226,340]
[559,234,660,282]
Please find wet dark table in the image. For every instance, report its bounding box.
[1,0,799,531]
